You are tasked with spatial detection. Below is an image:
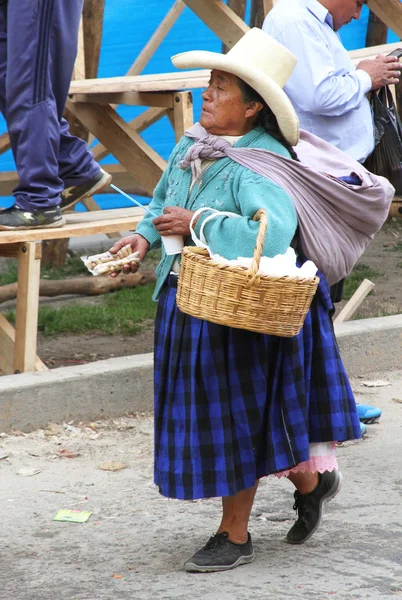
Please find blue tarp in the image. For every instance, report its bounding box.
[0,1,399,209]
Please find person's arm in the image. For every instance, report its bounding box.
[272,20,371,117]
[193,172,297,259]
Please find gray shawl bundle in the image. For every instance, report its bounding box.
[180,123,394,284]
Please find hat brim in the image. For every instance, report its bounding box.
[172,50,299,146]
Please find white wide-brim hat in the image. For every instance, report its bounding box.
[171,28,299,146]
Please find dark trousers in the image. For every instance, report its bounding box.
[0,0,99,210]
[330,279,344,304]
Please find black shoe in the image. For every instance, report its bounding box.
[60,168,112,212]
[184,532,254,573]
[286,470,342,545]
[0,205,65,230]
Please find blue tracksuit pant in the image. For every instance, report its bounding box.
[0,0,100,210]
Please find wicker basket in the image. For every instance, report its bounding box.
[176,209,320,337]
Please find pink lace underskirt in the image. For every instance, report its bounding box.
[274,442,338,479]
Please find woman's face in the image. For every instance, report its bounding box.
[200,70,262,136]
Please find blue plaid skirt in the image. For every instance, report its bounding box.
[154,273,360,500]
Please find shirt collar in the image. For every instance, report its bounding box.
[304,0,334,29]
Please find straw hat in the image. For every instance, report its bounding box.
[171,28,299,146]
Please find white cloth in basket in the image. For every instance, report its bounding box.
[190,208,318,279]
[211,247,318,279]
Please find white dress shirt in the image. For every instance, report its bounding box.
[263,0,374,162]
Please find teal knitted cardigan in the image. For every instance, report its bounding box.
[135,125,298,300]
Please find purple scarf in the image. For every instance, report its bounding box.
[179,123,394,284]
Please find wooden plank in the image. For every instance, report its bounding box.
[334,279,375,324]
[65,207,146,223]
[69,92,177,107]
[14,242,47,373]
[68,70,210,96]
[169,91,194,142]
[349,41,401,64]
[128,1,185,76]
[0,131,11,156]
[368,0,402,39]
[91,107,168,162]
[66,101,166,195]
[0,209,144,244]
[182,0,248,48]
[0,313,17,374]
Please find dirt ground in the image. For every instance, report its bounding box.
[2,219,402,371]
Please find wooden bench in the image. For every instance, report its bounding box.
[66,70,209,198]
[0,207,144,375]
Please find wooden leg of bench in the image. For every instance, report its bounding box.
[14,242,47,374]
[168,91,194,143]
[0,313,18,374]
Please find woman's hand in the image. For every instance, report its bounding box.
[152,206,196,237]
[109,233,150,277]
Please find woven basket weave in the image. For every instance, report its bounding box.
[176,209,320,337]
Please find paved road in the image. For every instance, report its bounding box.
[1,371,402,600]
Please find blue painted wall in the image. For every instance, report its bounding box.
[0,1,399,209]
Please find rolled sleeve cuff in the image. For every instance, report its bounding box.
[355,69,373,94]
[135,224,161,249]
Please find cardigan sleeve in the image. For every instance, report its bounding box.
[194,171,298,259]
[135,138,188,249]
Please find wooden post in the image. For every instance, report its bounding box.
[263,0,276,14]
[14,242,46,373]
[334,279,375,324]
[83,0,105,79]
[250,0,266,28]
[168,91,194,142]
[223,0,246,53]
[367,0,402,39]
[366,10,388,47]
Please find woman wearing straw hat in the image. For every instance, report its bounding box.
[110,28,361,572]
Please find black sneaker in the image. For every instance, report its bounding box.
[286,470,343,545]
[60,168,112,212]
[184,532,254,573]
[0,205,65,230]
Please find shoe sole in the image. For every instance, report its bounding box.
[359,417,381,424]
[61,171,113,212]
[286,471,343,545]
[0,217,66,231]
[184,552,254,573]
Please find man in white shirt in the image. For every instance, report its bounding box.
[263,0,400,162]
[263,0,397,546]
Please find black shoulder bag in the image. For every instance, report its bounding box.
[364,86,402,195]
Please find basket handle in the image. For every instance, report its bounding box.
[246,209,268,287]
[189,207,268,285]
[189,207,241,249]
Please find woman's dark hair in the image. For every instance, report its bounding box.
[236,77,299,161]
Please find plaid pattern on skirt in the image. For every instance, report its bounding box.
[154,274,360,500]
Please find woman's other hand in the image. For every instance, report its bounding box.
[109,233,150,277]
[152,206,196,237]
